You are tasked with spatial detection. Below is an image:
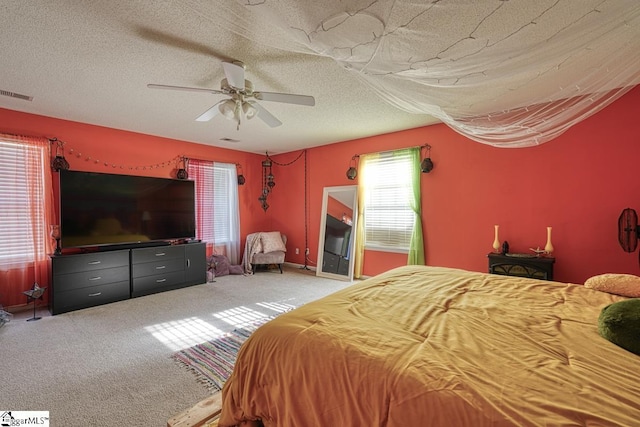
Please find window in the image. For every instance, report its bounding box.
[360,149,416,252]
[188,160,240,263]
[0,139,48,267]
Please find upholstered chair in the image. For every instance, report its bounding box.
[242,231,287,273]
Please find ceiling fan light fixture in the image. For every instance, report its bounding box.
[148,60,313,130]
[219,99,237,120]
[243,101,257,120]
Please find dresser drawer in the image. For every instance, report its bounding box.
[52,281,130,314]
[322,251,340,274]
[131,257,184,278]
[131,271,184,297]
[131,245,182,264]
[487,253,555,281]
[53,266,130,292]
[52,250,129,275]
[490,263,548,280]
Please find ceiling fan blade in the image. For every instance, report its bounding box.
[147,83,223,95]
[195,100,226,122]
[222,62,245,91]
[254,91,315,106]
[250,101,282,127]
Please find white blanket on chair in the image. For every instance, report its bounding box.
[242,233,264,275]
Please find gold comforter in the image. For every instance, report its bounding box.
[219,266,640,426]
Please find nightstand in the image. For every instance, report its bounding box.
[487,253,555,281]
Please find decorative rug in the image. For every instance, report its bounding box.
[172,317,274,391]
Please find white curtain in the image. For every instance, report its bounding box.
[217,162,241,264]
[189,160,241,264]
[0,134,55,308]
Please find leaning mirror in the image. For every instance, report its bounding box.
[316,185,358,281]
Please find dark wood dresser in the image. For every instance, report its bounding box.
[51,242,206,315]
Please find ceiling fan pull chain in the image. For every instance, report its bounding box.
[235,100,241,131]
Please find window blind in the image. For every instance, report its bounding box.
[0,140,47,267]
[188,161,234,244]
[361,150,415,251]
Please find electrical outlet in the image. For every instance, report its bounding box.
[305,248,310,255]
[295,248,299,254]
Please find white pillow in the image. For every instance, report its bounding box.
[260,231,286,253]
[584,273,640,297]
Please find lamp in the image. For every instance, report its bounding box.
[421,144,434,173]
[242,101,257,119]
[50,224,61,255]
[51,138,70,172]
[346,155,359,180]
[256,150,306,212]
[219,97,257,130]
[219,99,237,119]
[259,153,275,211]
[176,156,188,180]
[237,164,246,185]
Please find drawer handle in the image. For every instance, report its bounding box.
[155,265,166,270]
[156,278,167,283]
[88,292,102,297]
[88,276,102,281]
[88,261,101,265]
[187,259,191,268]
[155,252,166,257]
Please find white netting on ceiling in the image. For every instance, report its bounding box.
[190,0,640,147]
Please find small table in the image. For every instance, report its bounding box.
[23,284,47,321]
[487,253,555,281]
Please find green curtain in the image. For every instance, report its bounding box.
[405,147,425,265]
[355,148,424,274]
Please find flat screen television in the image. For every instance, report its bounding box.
[59,170,196,250]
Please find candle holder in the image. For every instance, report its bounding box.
[50,224,62,255]
[492,225,501,253]
[544,226,554,255]
[23,282,46,321]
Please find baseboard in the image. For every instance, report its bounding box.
[284,261,317,272]
[284,262,372,280]
[2,301,41,314]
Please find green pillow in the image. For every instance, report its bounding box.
[598,299,640,356]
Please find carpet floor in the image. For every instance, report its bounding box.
[1,265,353,427]
[172,316,276,391]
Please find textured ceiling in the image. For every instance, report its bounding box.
[1,1,638,154]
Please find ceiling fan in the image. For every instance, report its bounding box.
[148,61,315,130]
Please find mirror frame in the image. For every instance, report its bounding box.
[316,185,358,281]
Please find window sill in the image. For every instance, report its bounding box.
[364,245,409,254]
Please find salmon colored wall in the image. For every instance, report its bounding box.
[273,86,640,283]
[0,108,267,307]
[259,151,310,264]
[0,108,275,234]
[1,85,639,306]
[327,197,353,222]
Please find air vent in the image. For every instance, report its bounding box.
[0,89,33,101]
[220,138,240,143]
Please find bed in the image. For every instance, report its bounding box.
[218,265,640,427]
